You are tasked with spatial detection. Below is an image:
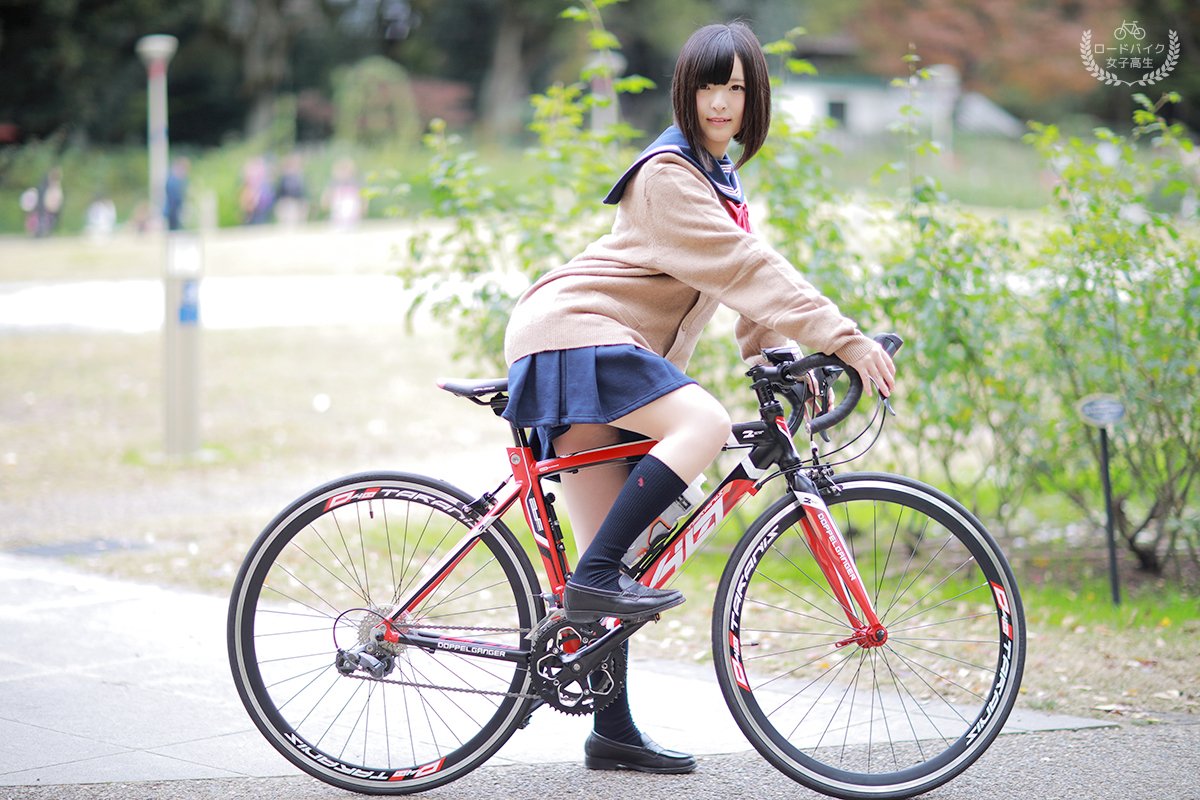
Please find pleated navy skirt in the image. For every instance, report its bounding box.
[501,344,695,459]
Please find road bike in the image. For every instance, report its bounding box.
[228,333,1026,799]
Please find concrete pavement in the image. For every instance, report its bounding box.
[0,552,1112,789]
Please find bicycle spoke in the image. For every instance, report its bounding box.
[230,475,539,792]
[716,478,1023,798]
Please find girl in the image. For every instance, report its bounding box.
[502,21,895,774]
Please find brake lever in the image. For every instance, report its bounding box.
[815,371,834,443]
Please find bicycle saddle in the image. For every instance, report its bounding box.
[437,378,509,398]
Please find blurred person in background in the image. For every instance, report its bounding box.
[165,157,190,231]
[239,157,275,225]
[324,157,363,230]
[31,167,65,237]
[85,193,117,239]
[274,153,309,226]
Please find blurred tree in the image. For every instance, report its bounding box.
[473,0,565,139]
[0,0,196,143]
[204,0,328,136]
[332,55,420,145]
[855,0,1127,119]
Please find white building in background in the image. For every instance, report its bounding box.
[776,65,1025,143]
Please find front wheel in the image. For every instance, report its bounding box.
[228,472,543,794]
[713,472,1025,799]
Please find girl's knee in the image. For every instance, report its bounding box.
[692,395,732,456]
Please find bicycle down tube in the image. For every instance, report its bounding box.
[380,377,886,665]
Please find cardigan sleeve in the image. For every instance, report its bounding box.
[630,158,875,364]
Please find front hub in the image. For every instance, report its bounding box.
[835,624,889,650]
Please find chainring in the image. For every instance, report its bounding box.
[528,616,625,715]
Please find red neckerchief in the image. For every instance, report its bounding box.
[724,198,751,232]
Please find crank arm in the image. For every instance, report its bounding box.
[559,619,647,676]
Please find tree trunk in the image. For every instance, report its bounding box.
[231,0,292,138]
[478,4,528,141]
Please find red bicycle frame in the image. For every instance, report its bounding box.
[381,412,887,652]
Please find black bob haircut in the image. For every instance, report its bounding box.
[671,22,771,171]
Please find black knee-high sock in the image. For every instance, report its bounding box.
[571,455,687,592]
[594,642,639,744]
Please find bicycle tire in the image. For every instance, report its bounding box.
[712,472,1025,799]
[228,472,543,794]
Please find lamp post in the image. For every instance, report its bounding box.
[138,34,201,459]
[136,35,178,228]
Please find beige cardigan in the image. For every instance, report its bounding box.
[503,152,874,371]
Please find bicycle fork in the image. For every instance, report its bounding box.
[789,472,888,649]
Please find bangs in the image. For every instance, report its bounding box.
[690,32,737,88]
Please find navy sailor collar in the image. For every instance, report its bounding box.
[603,125,744,206]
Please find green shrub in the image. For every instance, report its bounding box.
[332,56,421,148]
[1023,93,1200,577]
[397,1,649,370]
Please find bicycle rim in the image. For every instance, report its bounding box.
[713,472,1025,799]
[228,472,542,794]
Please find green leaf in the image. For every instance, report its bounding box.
[613,75,656,94]
[588,29,621,51]
[787,58,817,76]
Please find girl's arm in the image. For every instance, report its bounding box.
[627,158,875,365]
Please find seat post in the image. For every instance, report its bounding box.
[510,425,529,448]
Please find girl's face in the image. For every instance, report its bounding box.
[695,54,746,159]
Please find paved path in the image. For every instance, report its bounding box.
[0,553,1114,791]
[0,275,417,333]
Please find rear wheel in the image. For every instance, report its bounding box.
[713,472,1024,799]
[228,472,543,794]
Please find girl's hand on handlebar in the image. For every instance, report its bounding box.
[847,342,896,398]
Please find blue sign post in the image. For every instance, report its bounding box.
[1077,394,1126,606]
[163,233,203,457]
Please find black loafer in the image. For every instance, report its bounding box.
[584,731,697,774]
[563,575,684,623]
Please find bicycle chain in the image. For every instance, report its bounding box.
[341,671,538,700]
[399,624,529,634]
[341,622,538,699]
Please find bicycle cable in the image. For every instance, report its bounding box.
[754,396,890,490]
[805,394,890,467]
